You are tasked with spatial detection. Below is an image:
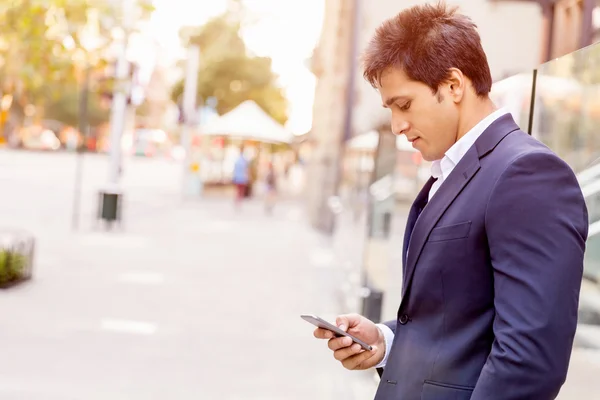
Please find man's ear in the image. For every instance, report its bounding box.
[445,68,465,103]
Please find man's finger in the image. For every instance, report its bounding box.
[342,346,379,370]
[327,336,353,351]
[333,343,363,361]
[313,328,335,339]
[336,313,364,333]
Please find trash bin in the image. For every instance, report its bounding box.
[361,286,384,323]
[98,189,123,226]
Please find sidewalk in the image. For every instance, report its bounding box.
[0,193,378,399]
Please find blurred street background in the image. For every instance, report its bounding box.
[0,150,377,399]
[0,0,599,399]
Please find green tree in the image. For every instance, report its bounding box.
[44,81,109,128]
[0,0,154,126]
[172,12,288,125]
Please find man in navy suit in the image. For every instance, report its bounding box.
[313,2,588,399]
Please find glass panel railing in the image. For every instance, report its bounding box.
[528,45,600,348]
[532,44,600,285]
[579,228,600,334]
[584,228,600,278]
[531,45,600,175]
[578,162,600,188]
[583,183,600,227]
[490,71,535,133]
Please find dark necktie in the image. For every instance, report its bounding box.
[403,177,437,268]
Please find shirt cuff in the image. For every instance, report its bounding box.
[374,323,394,368]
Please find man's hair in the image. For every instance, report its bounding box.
[362,1,492,97]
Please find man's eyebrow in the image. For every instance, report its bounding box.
[383,95,410,108]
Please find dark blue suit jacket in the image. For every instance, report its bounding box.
[374,114,589,400]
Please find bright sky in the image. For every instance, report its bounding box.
[146,0,325,135]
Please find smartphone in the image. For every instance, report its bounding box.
[301,314,373,351]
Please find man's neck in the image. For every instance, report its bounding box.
[456,97,497,141]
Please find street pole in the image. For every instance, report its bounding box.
[181,45,200,197]
[98,0,133,228]
[72,65,90,230]
[323,0,361,234]
[107,4,132,188]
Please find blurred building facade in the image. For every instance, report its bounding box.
[306,0,543,233]
[306,0,357,233]
[497,0,598,62]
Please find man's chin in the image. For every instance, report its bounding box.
[419,152,436,162]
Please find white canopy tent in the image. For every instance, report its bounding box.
[199,100,293,144]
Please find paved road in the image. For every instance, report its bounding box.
[0,150,376,399]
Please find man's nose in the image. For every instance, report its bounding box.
[392,119,409,136]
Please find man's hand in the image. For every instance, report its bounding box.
[313,313,385,370]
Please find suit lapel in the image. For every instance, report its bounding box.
[400,113,521,300]
[401,148,481,295]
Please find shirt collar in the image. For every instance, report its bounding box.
[431,159,443,179]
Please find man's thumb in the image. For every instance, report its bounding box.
[336,315,349,332]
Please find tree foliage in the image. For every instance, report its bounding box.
[173,11,288,125]
[0,0,154,127]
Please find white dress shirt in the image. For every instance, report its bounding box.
[374,108,508,368]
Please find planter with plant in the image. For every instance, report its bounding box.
[0,232,35,288]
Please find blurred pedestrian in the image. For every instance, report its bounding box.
[232,146,249,210]
[247,155,259,198]
[264,161,277,214]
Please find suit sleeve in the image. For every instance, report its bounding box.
[471,151,589,399]
[383,319,396,334]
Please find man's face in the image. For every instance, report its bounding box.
[379,67,459,161]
